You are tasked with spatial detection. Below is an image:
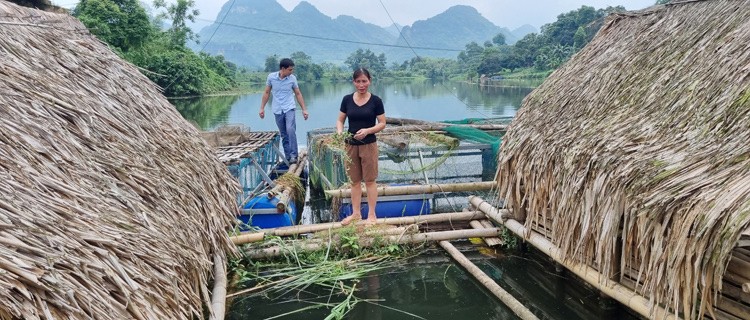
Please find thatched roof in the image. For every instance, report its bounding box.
[0,2,239,319]
[496,0,750,318]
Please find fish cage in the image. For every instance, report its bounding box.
[307,117,511,214]
[203,128,281,203]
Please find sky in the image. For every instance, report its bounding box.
[54,0,657,31]
[271,0,657,29]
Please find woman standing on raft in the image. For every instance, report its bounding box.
[336,68,386,225]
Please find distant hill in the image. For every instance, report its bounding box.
[389,5,516,62]
[193,0,537,69]
[511,24,537,40]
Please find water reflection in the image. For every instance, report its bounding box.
[226,246,638,320]
[171,95,239,129]
[171,79,535,146]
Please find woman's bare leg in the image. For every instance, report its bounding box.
[342,181,362,225]
[365,181,378,223]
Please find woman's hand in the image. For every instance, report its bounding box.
[354,128,369,141]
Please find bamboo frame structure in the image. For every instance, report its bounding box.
[244,228,501,259]
[386,116,509,131]
[324,181,496,198]
[229,211,487,245]
[210,253,227,320]
[469,196,678,320]
[274,152,308,211]
[440,240,539,320]
[470,220,502,246]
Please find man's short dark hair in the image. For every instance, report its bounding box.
[279,58,295,69]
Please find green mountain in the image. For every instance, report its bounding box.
[387,5,516,62]
[511,24,537,40]
[193,0,535,68]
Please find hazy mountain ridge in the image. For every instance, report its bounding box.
[194,0,537,68]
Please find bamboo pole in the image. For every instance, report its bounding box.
[385,117,509,131]
[440,240,539,320]
[268,157,304,197]
[715,297,749,320]
[727,255,750,284]
[325,181,496,198]
[470,220,502,246]
[244,228,501,259]
[209,253,227,320]
[229,211,486,245]
[468,196,679,320]
[314,225,418,238]
[366,225,418,236]
[230,232,265,245]
[275,153,307,211]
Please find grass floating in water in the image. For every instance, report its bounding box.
[229,226,426,319]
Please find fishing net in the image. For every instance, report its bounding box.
[307,121,504,214]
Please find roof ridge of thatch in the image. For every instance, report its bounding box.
[496,0,750,318]
[1,2,238,319]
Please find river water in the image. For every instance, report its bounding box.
[172,79,639,320]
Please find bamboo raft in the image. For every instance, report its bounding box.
[225,193,750,320]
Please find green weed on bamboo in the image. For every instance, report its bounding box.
[227,227,425,318]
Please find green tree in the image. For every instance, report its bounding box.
[457,41,484,79]
[477,46,503,75]
[492,33,506,46]
[402,57,456,80]
[344,49,387,74]
[153,0,199,48]
[73,0,153,52]
[540,5,598,47]
[320,62,348,81]
[572,26,587,49]
[289,51,323,81]
[264,55,279,72]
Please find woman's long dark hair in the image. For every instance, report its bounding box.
[353,67,371,80]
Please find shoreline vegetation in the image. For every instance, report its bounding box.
[65,0,620,99]
[170,67,549,100]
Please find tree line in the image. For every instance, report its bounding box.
[73,0,237,97]
[69,0,634,97]
[257,5,628,83]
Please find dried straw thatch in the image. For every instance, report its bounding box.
[496,0,750,318]
[0,2,239,319]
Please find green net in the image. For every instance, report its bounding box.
[307,124,504,213]
[442,125,503,156]
[441,116,514,125]
[308,126,501,192]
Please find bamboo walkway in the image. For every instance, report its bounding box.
[221,193,750,320]
[227,204,673,320]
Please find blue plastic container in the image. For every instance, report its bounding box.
[339,194,432,221]
[238,194,296,229]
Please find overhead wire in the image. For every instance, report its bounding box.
[194,18,463,52]
[377,0,498,213]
